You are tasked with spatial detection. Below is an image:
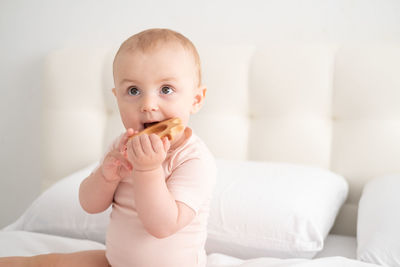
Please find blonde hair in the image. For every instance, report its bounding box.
[113,28,202,85]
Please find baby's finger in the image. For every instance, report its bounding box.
[140,134,153,154]
[150,134,163,153]
[130,137,143,157]
[118,128,134,152]
[162,137,171,152]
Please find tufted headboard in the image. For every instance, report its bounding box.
[42,43,400,237]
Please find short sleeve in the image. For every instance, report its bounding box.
[166,158,216,214]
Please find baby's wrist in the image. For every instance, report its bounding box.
[132,165,162,175]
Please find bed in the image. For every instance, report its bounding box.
[1,43,400,267]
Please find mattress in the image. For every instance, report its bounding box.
[0,231,379,266]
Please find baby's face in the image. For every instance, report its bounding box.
[112,43,204,142]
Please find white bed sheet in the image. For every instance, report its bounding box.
[0,230,105,257]
[0,231,379,267]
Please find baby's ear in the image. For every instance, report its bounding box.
[112,88,117,97]
[191,85,207,114]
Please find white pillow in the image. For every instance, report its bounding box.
[3,163,111,244]
[205,159,348,259]
[357,175,400,267]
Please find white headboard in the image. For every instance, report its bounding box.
[41,43,400,237]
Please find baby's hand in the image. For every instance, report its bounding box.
[126,134,170,172]
[101,128,135,182]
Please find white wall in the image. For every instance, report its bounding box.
[1,0,399,228]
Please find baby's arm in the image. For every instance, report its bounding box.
[79,166,120,214]
[127,134,195,238]
[133,167,195,238]
[79,129,134,213]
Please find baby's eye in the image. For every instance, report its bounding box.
[128,87,140,96]
[160,86,174,95]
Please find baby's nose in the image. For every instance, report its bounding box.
[140,97,159,112]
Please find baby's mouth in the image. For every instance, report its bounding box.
[143,121,160,129]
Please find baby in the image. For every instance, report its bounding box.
[0,28,216,267]
[81,27,216,267]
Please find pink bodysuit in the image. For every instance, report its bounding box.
[104,127,216,267]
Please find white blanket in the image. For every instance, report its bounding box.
[0,231,381,267]
[207,253,381,267]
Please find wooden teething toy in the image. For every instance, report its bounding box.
[129,118,184,141]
